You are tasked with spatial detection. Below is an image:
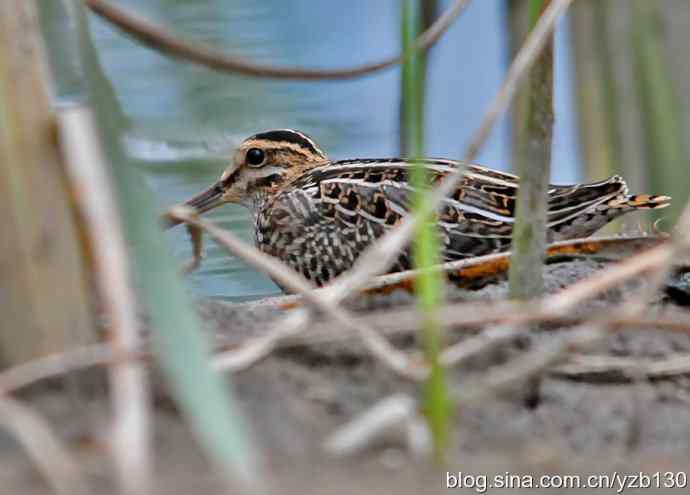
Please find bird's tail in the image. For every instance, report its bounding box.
[547,175,671,241]
[609,194,672,211]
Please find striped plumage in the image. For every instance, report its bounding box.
[170,129,671,287]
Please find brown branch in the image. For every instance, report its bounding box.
[455,327,603,404]
[84,0,471,80]
[359,235,669,294]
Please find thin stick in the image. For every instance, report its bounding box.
[553,354,690,380]
[440,322,526,367]
[543,207,690,315]
[542,242,682,313]
[0,396,88,495]
[232,235,666,310]
[84,0,471,80]
[456,327,602,404]
[323,394,419,457]
[327,235,670,293]
[170,208,425,380]
[211,310,308,372]
[59,106,152,495]
[0,344,116,394]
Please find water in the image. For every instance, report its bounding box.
[88,0,580,300]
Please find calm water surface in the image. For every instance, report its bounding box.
[89,0,580,300]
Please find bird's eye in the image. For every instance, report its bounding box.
[246,148,265,167]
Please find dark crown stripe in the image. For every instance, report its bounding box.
[251,129,321,155]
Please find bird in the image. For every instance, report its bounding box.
[167,128,671,287]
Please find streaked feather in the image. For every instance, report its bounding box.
[257,159,670,279]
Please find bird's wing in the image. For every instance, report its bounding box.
[299,159,517,234]
[288,160,630,259]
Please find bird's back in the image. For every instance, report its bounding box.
[255,159,670,285]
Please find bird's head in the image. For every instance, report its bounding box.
[169,129,328,223]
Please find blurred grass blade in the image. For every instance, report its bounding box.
[401,0,452,462]
[68,2,262,489]
[570,1,641,185]
[631,0,690,224]
[508,0,555,299]
[570,1,689,227]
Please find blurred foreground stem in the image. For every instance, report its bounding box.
[0,0,94,367]
[508,0,555,299]
[70,2,262,490]
[401,0,451,462]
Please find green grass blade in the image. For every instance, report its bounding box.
[508,0,555,299]
[401,0,452,463]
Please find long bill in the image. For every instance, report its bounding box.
[162,181,224,228]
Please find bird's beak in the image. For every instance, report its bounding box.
[163,181,225,229]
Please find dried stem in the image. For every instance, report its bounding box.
[211,311,308,372]
[0,396,88,495]
[456,327,603,404]
[0,344,118,394]
[59,106,152,495]
[84,0,471,80]
[553,354,690,381]
[543,244,690,315]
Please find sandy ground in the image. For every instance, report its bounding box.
[3,257,690,494]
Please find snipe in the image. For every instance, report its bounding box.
[167,129,670,287]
